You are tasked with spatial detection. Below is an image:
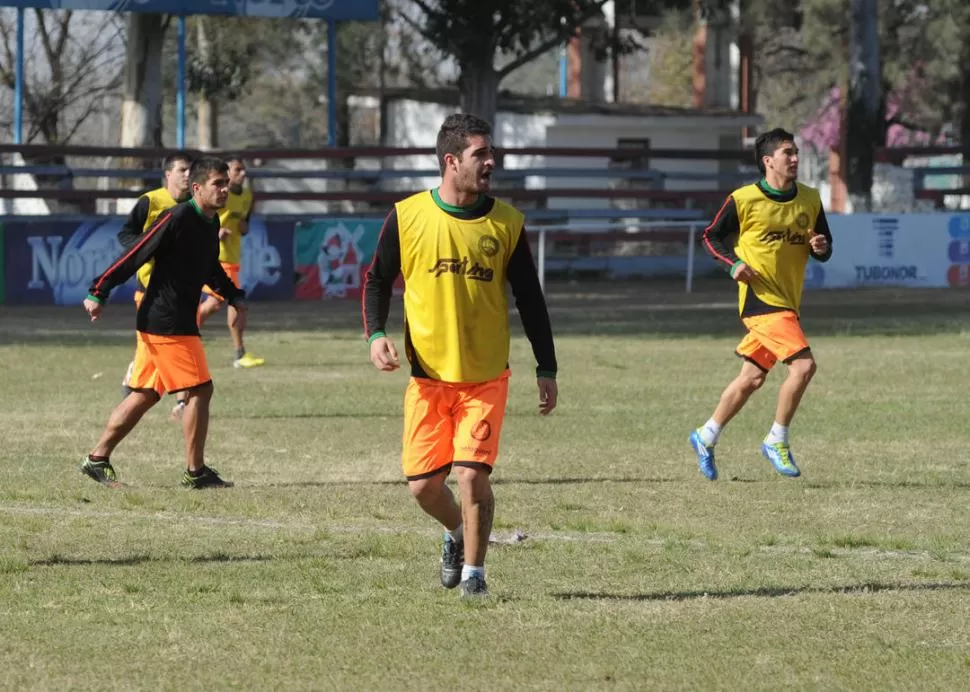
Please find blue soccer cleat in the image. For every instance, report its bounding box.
[761,441,801,477]
[690,429,718,481]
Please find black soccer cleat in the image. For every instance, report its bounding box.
[459,574,489,600]
[181,465,234,489]
[440,535,463,589]
[80,458,120,487]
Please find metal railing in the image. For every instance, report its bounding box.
[532,220,710,293]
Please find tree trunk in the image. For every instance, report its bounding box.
[195,18,218,150]
[845,0,880,212]
[458,61,500,127]
[198,96,218,150]
[120,13,165,191]
[960,22,970,191]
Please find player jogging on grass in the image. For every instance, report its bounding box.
[689,127,833,480]
[81,157,245,489]
[197,155,265,370]
[362,113,559,599]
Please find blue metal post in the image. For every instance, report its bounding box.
[327,19,337,147]
[14,8,24,144]
[559,44,567,98]
[177,16,186,149]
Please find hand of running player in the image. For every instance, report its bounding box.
[83,297,103,322]
[730,262,758,283]
[218,228,231,240]
[537,377,558,415]
[370,336,400,372]
[809,231,829,254]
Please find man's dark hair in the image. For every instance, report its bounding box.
[436,113,492,174]
[754,128,796,175]
[224,153,245,166]
[189,157,229,186]
[163,151,192,172]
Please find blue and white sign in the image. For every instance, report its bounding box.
[806,214,964,289]
[3,216,295,305]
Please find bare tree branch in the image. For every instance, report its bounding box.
[397,1,463,58]
[497,32,568,78]
[55,11,71,59]
[34,10,57,72]
[496,1,610,78]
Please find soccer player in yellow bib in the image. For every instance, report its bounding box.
[363,113,559,600]
[117,152,192,415]
[690,128,833,480]
[198,155,265,369]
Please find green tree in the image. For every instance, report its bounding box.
[182,15,299,149]
[400,0,633,125]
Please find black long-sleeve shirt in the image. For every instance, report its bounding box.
[363,201,558,380]
[117,195,152,249]
[88,199,244,336]
[703,180,833,316]
[704,180,833,267]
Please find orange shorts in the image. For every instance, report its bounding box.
[202,262,241,302]
[736,310,811,372]
[126,332,212,395]
[401,371,510,480]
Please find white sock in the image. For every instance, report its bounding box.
[697,418,722,447]
[765,422,789,445]
[461,564,485,581]
[446,523,463,543]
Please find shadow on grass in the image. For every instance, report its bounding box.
[254,476,685,489]
[220,412,397,420]
[804,480,970,491]
[29,553,276,567]
[554,580,970,602]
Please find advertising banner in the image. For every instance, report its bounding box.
[2,216,295,305]
[4,217,139,305]
[238,218,295,301]
[293,218,385,300]
[806,213,970,289]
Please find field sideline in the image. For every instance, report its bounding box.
[2,280,970,690]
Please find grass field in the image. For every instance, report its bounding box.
[2,280,970,690]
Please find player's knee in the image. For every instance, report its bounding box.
[790,356,817,383]
[455,464,492,500]
[408,474,446,503]
[186,381,214,402]
[739,371,766,393]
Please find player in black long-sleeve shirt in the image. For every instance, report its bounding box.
[80,158,246,490]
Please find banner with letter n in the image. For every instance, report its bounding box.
[1,215,295,305]
[3,218,139,305]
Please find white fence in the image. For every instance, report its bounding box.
[532,213,970,293]
[532,221,711,293]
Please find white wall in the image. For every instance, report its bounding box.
[383,99,754,205]
[384,100,555,192]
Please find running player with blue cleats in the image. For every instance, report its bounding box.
[688,128,832,480]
